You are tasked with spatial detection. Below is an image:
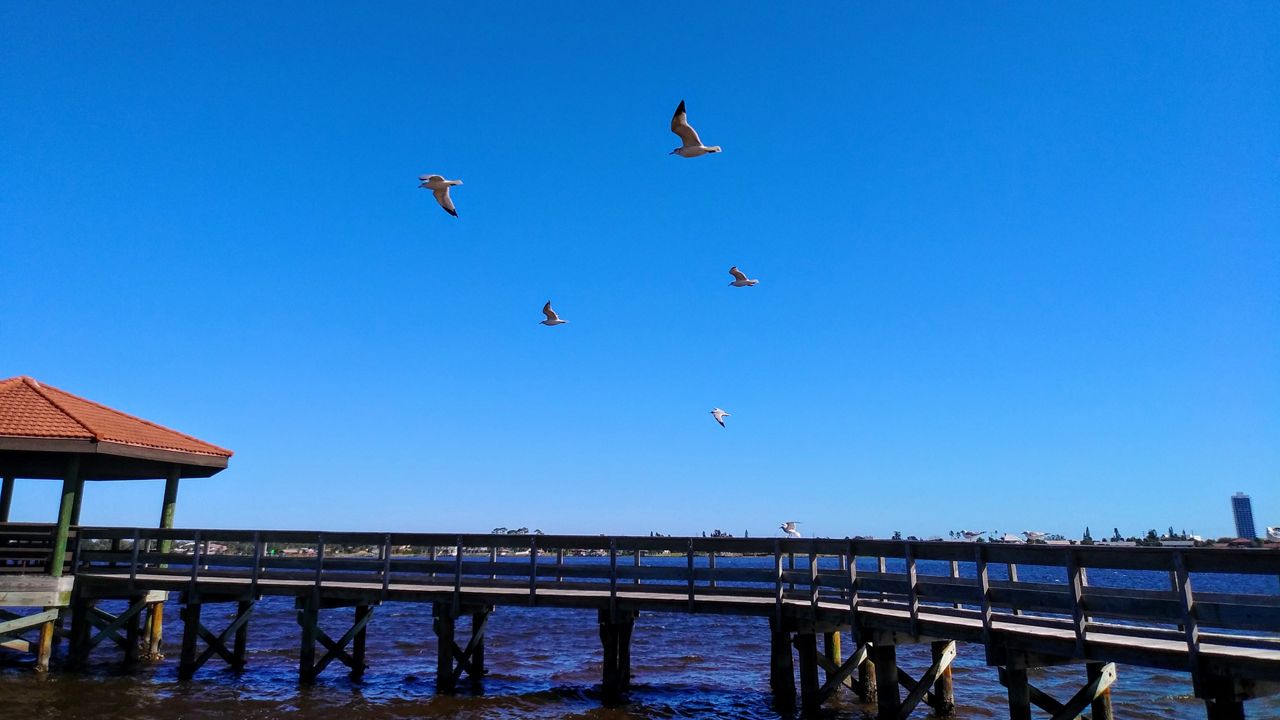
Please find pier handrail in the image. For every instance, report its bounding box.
[71,527,1280,668]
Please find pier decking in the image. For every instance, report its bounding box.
[6,525,1275,719]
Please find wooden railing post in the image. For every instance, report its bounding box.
[847,540,859,642]
[608,538,618,621]
[774,540,784,624]
[686,539,696,611]
[313,533,326,589]
[1006,562,1022,615]
[1173,551,1201,693]
[1067,549,1087,655]
[808,547,819,617]
[452,536,463,615]
[251,531,263,597]
[379,533,391,599]
[975,544,991,647]
[528,535,538,604]
[905,542,919,636]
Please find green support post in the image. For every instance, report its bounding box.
[50,455,81,577]
[145,465,182,659]
[159,465,181,554]
[0,475,14,522]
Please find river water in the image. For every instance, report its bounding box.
[2,557,1278,719]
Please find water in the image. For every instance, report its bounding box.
[3,557,1278,718]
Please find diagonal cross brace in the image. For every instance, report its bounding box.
[997,663,1116,720]
[1050,662,1116,720]
[815,642,869,706]
[192,604,254,672]
[448,611,490,683]
[898,640,956,720]
[302,606,374,678]
[0,609,58,653]
[84,599,149,654]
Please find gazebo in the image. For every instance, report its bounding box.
[0,375,232,670]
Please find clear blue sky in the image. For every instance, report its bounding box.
[2,3,1276,539]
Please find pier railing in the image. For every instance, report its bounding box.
[72,529,1280,661]
[0,522,76,575]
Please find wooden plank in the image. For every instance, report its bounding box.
[0,608,58,636]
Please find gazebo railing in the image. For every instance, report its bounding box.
[0,522,76,575]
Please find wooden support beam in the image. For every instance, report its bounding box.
[872,643,898,720]
[1204,697,1246,720]
[769,624,796,708]
[1203,675,1246,720]
[179,602,202,680]
[930,640,957,717]
[599,611,619,699]
[617,616,633,691]
[464,608,485,679]
[1005,667,1033,720]
[35,614,55,672]
[858,642,878,705]
[234,600,252,672]
[298,596,317,684]
[823,630,841,685]
[49,455,81,578]
[598,608,635,699]
[1087,661,1115,720]
[433,602,457,694]
[795,632,820,712]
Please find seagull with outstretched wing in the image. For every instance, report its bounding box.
[780,521,801,538]
[419,174,463,217]
[710,407,730,427]
[728,266,758,287]
[670,100,722,158]
[540,301,567,326]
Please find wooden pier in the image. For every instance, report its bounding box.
[7,526,1277,719]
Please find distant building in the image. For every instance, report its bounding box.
[1231,492,1257,540]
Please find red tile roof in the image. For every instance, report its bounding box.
[0,376,232,458]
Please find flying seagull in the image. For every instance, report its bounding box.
[419,174,463,217]
[780,521,801,538]
[728,266,758,287]
[540,301,567,326]
[669,100,722,158]
[709,407,730,427]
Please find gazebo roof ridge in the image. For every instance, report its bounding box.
[0,375,232,479]
[1,376,232,458]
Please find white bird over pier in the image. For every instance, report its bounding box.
[709,407,730,427]
[728,266,758,287]
[669,100,722,158]
[419,174,463,217]
[540,301,567,326]
[780,521,801,538]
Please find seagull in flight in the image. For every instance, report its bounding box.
[780,521,801,538]
[669,100,722,158]
[728,266,758,287]
[709,407,730,427]
[419,174,463,217]
[540,301,567,326]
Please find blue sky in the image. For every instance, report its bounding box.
[1,3,1276,539]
